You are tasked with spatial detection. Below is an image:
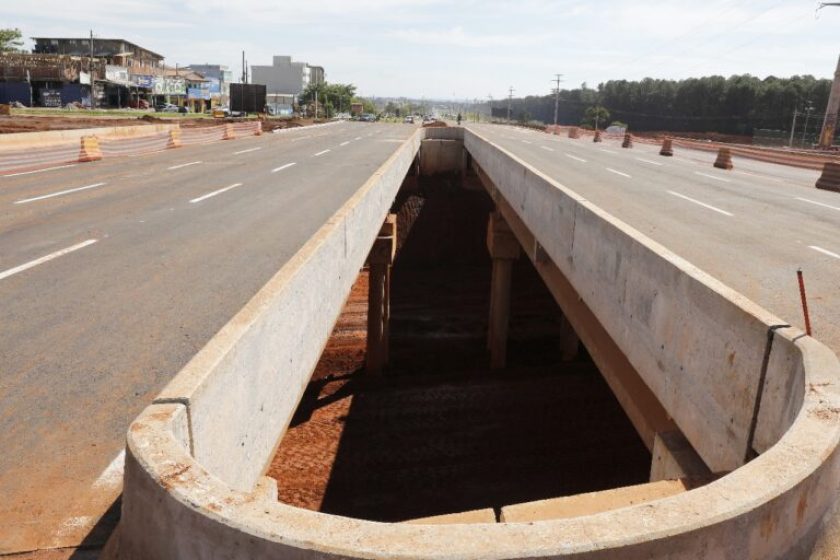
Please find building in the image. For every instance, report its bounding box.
[28,36,167,108]
[250,55,325,114]
[187,64,233,107]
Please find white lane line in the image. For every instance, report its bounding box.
[14,182,106,204]
[809,246,840,260]
[92,450,125,490]
[565,153,587,163]
[540,145,554,152]
[0,239,98,281]
[190,183,243,204]
[599,148,618,154]
[340,141,350,146]
[168,161,202,170]
[694,171,730,183]
[271,163,297,173]
[795,197,840,212]
[667,191,733,217]
[636,158,664,167]
[354,136,362,141]
[234,147,262,155]
[522,140,532,145]
[313,149,331,157]
[1,164,77,178]
[606,168,632,178]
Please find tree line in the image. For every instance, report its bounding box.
[499,75,833,135]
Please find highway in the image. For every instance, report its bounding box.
[469,124,840,355]
[0,121,416,552]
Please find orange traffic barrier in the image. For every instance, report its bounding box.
[593,130,603,143]
[660,138,674,157]
[714,147,733,170]
[0,104,10,116]
[254,121,263,136]
[167,129,183,149]
[568,127,580,139]
[223,123,236,140]
[816,162,840,192]
[622,133,633,149]
[79,136,102,162]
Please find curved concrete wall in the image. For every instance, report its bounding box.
[119,128,840,559]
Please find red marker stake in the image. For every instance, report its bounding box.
[797,269,812,336]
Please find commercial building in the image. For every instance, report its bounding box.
[250,55,325,114]
[187,64,233,107]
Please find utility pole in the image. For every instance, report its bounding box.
[488,94,494,122]
[507,86,514,122]
[552,73,564,128]
[89,30,96,110]
[241,51,246,83]
[789,108,798,148]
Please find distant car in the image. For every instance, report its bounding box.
[156,103,187,114]
[404,116,414,124]
[360,113,376,122]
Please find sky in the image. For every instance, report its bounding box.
[5,0,840,99]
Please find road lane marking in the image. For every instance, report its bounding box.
[809,246,840,260]
[795,197,840,212]
[355,136,362,141]
[190,183,243,204]
[540,146,554,152]
[599,148,618,154]
[667,191,733,216]
[606,168,632,178]
[521,140,532,144]
[1,164,77,178]
[0,239,98,281]
[694,171,730,183]
[271,163,297,173]
[92,450,125,490]
[636,158,664,166]
[168,161,202,170]
[565,153,587,163]
[15,182,106,204]
[313,149,331,157]
[340,141,350,146]
[234,147,262,155]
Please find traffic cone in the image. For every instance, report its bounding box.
[593,130,603,143]
[167,128,182,149]
[713,147,733,170]
[660,138,674,157]
[816,162,840,192]
[622,133,633,148]
[79,136,102,162]
[223,123,236,140]
[568,127,579,139]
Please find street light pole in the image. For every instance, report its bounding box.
[507,86,514,122]
[802,101,814,147]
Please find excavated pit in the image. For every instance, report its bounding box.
[267,174,651,522]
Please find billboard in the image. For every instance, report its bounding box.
[230,83,266,113]
[153,77,186,95]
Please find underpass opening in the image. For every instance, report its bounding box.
[266,161,660,523]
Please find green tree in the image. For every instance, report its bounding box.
[582,106,610,129]
[299,82,357,117]
[0,28,23,53]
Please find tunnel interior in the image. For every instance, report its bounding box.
[267,166,652,522]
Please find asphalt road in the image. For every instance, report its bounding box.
[470,124,840,355]
[0,121,417,552]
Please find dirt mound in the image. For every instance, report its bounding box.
[422,120,448,128]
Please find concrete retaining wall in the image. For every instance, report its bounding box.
[118,127,840,559]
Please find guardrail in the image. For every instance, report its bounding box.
[118,127,840,559]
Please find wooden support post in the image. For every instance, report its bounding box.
[487,211,521,370]
[366,215,397,375]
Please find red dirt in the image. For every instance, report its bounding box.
[0,115,320,135]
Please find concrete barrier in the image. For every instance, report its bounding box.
[0,123,178,150]
[118,127,840,559]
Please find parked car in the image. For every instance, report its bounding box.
[404,116,415,124]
